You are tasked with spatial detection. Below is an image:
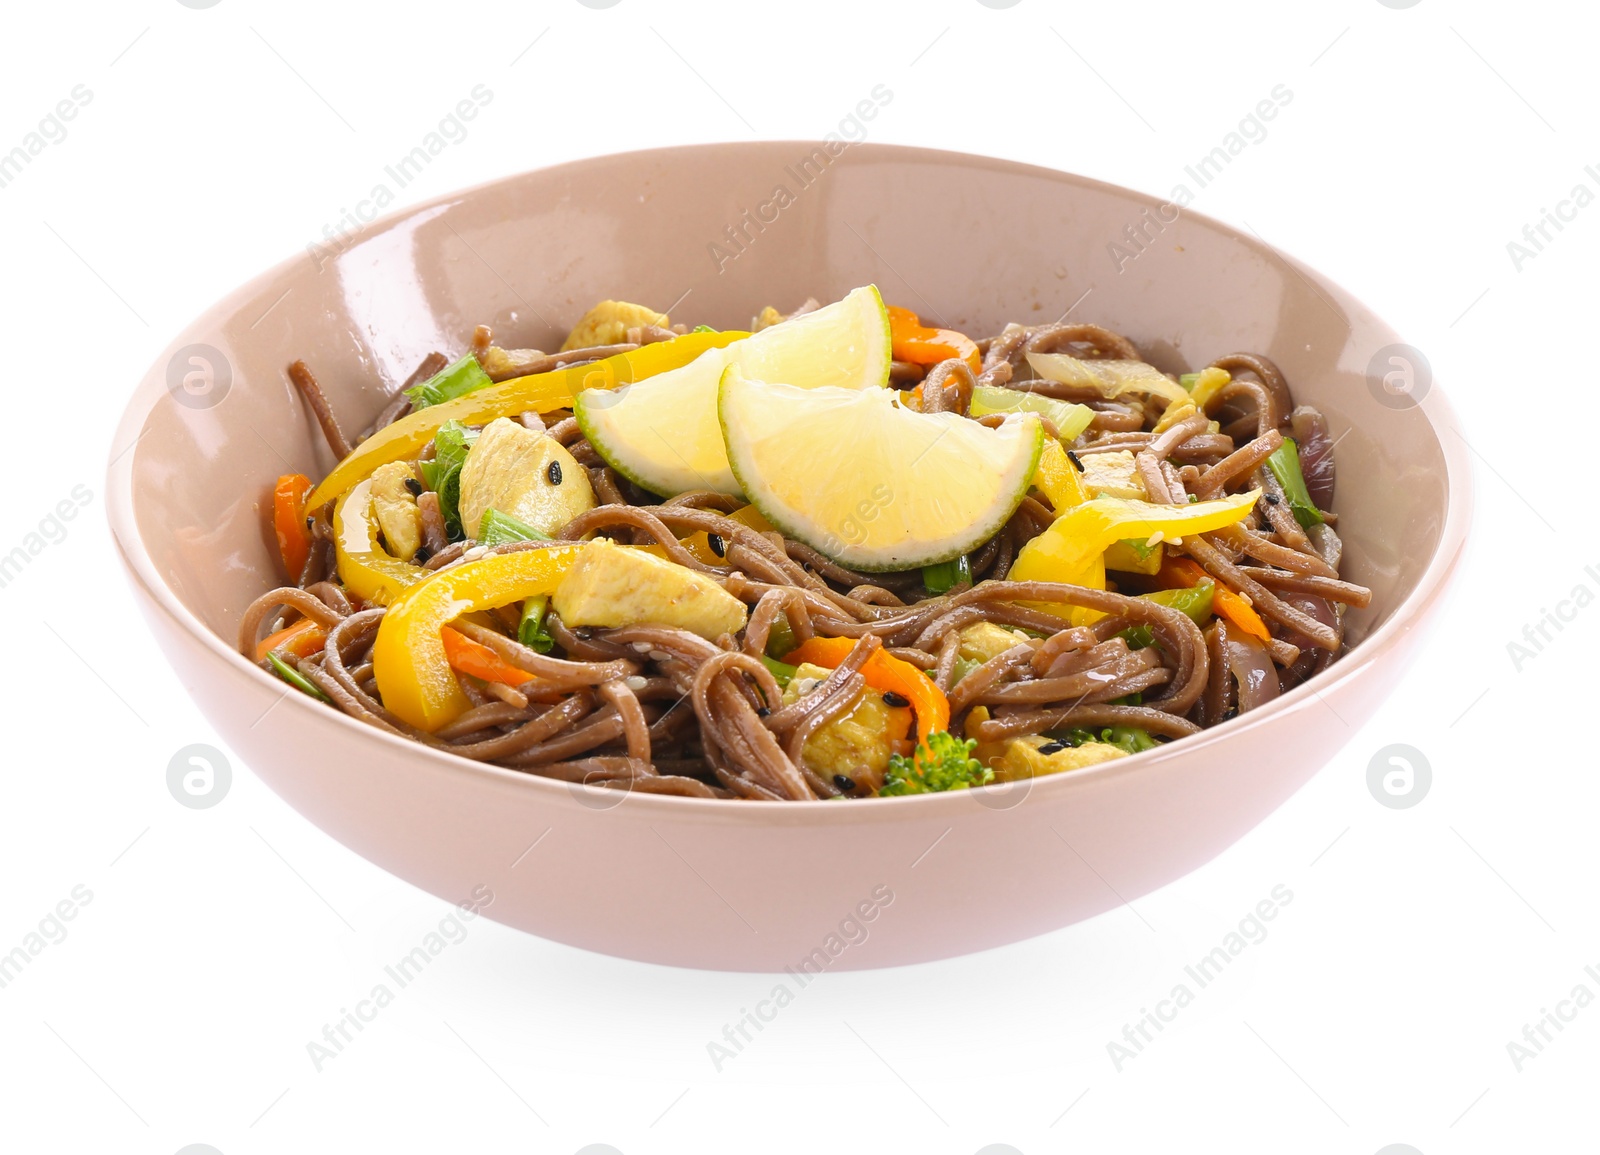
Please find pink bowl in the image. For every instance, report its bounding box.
[107,143,1471,970]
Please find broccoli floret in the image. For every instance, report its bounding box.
[1052,725,1159,755]
[879,731,994,796]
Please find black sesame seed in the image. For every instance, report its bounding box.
[881,690,910,708]
[1264,493,1281,505]
[1222,707,1239,721]
[305,515,314,531]
[708,532,726,558]
[403,476,423,497]
[412,545,433,564]
[1038,741,1068,755]
[833,774,856,792]
[1066,450,1085,473]
[755,706,771,717]
[547,460,563,485]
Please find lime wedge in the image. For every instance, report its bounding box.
[719,366,1044,571]
[575,285,891,497]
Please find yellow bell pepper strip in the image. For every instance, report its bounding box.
[887,305,981,374]
[1103,537,1163,575]
[1032,439,1089,514]
[1012,489,1261,587]
[729,504,775,533]
[1160,555,1271,644]
[306,331,744,513]
[273,474,313,580]
[1187,366,1232,410]
[440,626,534,688]
[1009,489,1261,624]
[373,545,585,731]
[254,618,327,663]
[1023,440,1100,619]
[676,531,726,566]
[782,636,950,750]
[332,479,430,606]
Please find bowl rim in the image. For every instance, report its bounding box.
[105,140,1474,825]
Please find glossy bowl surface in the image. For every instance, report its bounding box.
[108,143,1470,970]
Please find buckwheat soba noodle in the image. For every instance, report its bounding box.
[240,287,1369,802]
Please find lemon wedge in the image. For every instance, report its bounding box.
[575,285,890,497]
[719,366,1044,571]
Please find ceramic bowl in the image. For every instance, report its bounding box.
[107,143,1471,970]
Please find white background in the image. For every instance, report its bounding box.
[0,1,1592,1152]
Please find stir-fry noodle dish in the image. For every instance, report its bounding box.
[241,286,1370,802]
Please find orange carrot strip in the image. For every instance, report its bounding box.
[440,626,534,688]
[783,636,949,747]
[887,305,981,373]
[1162,556,1272,644]
[254,619,327,662]
[273,473,314,580]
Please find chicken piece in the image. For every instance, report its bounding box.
[552,539,747,640]
[1078,449,1148,500]
[369,461,423,561]
[458,418,595,540]
[780,663,913,783]
[997,736,1128,780]
[956,622,1035,664]
[559,300,669,352]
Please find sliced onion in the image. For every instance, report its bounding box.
[1289,405,1336,509]
[1220,620,1280,712]
[1279,593,1339,653]
[1306,522,1342,572]
[1027,353,1190,407]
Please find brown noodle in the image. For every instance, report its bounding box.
[242,314,1370,800]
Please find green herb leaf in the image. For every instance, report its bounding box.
[405,354,493,410]
[435,465,466,540]
[266,651,331,702]
[1144,583,1214,624]
[479,508,549,546]
[518,595,555,653]
[761,655,797,687]
[1117,584,1216,650]
[949,656,982,687]
[433,420,478,470]
[764,618,797,661]
[1117,536,1157,562]
[1118,625,1156,650]
[922,553,973,594]
[1265,437,1325,529]
[420,421,479,541]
